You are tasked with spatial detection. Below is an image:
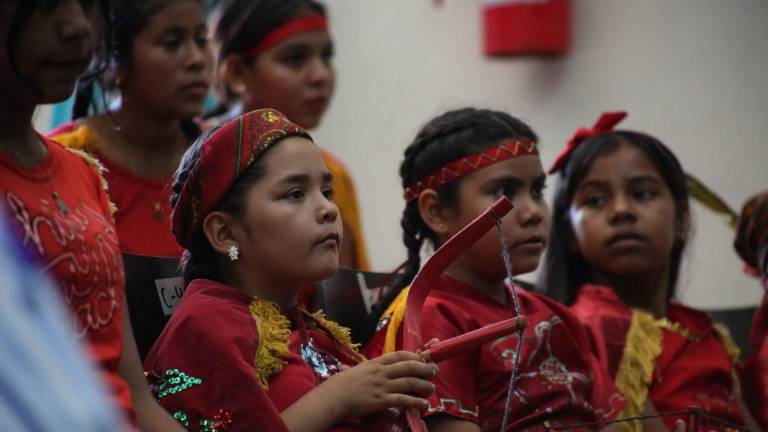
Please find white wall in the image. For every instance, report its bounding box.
[312,0,768,308]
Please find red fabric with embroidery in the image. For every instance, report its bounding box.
[572,285,747,430]
[371,276,623,431]
[145,279,364,431]
[0,136,133,418]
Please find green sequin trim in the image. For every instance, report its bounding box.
[173,410,190,428]
[157,369,203,399]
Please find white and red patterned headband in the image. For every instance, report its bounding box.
[403,139,538,203]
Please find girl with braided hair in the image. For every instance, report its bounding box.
[145,108,438,432]
[365,108,623,431]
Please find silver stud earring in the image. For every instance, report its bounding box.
[228,245,239,261]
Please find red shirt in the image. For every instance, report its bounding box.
[0,136,133,417]
[368,276,624,431]
[572,285,746,430]
[49,124,181,257]
[145,279,366,431]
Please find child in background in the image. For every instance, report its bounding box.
[208,0,368,270]
[540,112,757,430]
[734,190,768,429]
[367,108,623,431]
[0,1,182,430]
[49,0,213,358]
[145,108,437,431]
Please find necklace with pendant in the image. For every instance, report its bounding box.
[36,138,69,215]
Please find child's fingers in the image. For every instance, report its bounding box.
[383,394,430,411]
[674,419,685,432]
[385,377,436,398]
[384,359,439,380]
[376,350,424,365]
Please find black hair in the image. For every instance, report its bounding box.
[538,131,690,305]
[4,0,110,98]
[71,0,202,122]
[170,125,271,285]
[206,0,326,115]
[377,107,539,315]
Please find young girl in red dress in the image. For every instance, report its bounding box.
[0,1,182,430]
[145,108,437,431]
[367,108,623,431]
[540,112,758,430]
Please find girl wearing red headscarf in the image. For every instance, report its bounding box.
[207,0,369,271]
[540,112,759,430]
[145,108,437,431]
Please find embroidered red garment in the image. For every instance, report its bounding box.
[0,136,133,418]
[368,275,624,431]
[240,14,328,57]
[145,279,365,431]
[404,139,537,203]
[571,285,747,430]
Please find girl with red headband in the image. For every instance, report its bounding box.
[0,1,183,430]
[207,0,369,271]
[540,112,759,430]
[145,108,438,431]
[366,108,624,431]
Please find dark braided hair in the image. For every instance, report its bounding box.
[538,132,690,305]
[207,0,325,115]
[378,107,539,315]
[170,126,272,285]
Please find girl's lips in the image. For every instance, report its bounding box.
[180,84,210,97]
[305,97,329,113]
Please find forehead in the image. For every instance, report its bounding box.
[580,143,662,183]
[258,136,326,175]
[141,0,205,33]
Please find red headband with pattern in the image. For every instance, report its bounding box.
[172,109,312,248]
[404,139,538,203]
[547,111,627,174]
[240,14,328,58]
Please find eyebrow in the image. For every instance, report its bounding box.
[482,175,524,191]
[577,174,663,191]
[277,172,334,185]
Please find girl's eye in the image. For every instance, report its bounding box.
[531,183,547,200]
[322,49,334,65]
[161,38,182,50]
[285,189,305,201]
[281,53,308,69]
[584,195,607,208]
[195,35,209,49]
[322,186,334,200]
[634,189,656,200]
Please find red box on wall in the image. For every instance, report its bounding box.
[483,0,570,56]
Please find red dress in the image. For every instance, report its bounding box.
[571,284,747,430]
[739,291,768,430]
[366,275,624,431]
[0,136,133,418]
[145,279,366,431]
[49,124,181,257]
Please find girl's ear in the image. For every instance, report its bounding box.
[417,189,452,238]
[202,210,241,256]
[221,54,249,96]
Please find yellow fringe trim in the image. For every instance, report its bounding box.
[310,310,363,356]
[614,309,664,432]
[249,299,290,390]
[383,287,410,354]
[713,323,742,397]
[66,147,117,216]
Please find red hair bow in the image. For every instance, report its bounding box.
[547,111,627,174]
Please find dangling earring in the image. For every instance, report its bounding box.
[228,245,239,261]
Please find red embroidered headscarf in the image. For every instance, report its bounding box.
[548,111,627,174]
[172,109,312,248]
